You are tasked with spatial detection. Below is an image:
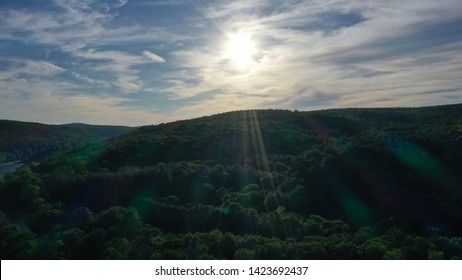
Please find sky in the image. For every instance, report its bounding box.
[1,0,461,126]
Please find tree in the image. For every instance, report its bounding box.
[0,223,37,259]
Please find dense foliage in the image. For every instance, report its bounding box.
[1,104,462,259]
[0,120,134,164]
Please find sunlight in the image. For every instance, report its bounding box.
[225,30,255,70]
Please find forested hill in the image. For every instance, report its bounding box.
[0,120,135,164]
[1,104,462,259]
[61,123,137,139]
[98,104,462,168]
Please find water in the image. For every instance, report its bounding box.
[0,163,24,178]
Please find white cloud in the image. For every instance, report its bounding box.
[22,61,65,76]
[142,51,166,63]
[72,49,167,93]
[71,72,111,88]
[114,0,128,8]
[0,59,65,80]
[116,76,142,93]
[75,49,143,64]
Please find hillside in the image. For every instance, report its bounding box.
[98,105,462,168]
[62,123,137,139]
[1,104,462,259]
[0,120,135,164]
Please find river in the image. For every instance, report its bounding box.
[0,162,24,178]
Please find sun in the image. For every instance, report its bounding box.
[225,30,255,70]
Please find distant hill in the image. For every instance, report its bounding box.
[61,123,136,139]
[1,104,462,260]
[0,120,135,164]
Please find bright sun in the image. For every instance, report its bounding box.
[226,30,255,70]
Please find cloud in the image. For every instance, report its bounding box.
[0,59,65,80]
[75,49,142,63]
[303,10,369,33]
[0,1,112,47]
[290,91,342,109]
[113,0,128,8]
[418,88,462,95]
[316,17,462,66]
[22,61,65,76]
[71,49,168,93]
[142,51,166,63]
[136,0,187,6]
[71,72,111,88]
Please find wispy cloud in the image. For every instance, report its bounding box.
[142,51,166,63]
[71,49,167,93]
[21,61,65,76]
[0,58,65,79]
[71,72,111,88]
[135,0,187,6]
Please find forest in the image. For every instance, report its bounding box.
[0,120,134,164]
[1,104,462,259]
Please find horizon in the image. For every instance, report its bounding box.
[1,0,462,126]
[2,102,460,127]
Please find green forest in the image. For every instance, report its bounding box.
[1,104,462,259]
